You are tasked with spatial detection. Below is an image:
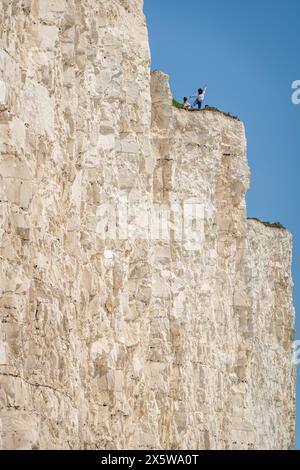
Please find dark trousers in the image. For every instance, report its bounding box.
[193,99,202,109]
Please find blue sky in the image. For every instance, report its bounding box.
[144,0,300,450]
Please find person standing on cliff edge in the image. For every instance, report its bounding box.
[190,85,207,109]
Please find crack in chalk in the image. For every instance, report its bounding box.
[0,372,73,402]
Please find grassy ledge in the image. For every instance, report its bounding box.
[247,217,286,230]
[172,99,185,109]
[172,99,240,121]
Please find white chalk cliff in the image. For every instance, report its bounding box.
[0,0,295,450]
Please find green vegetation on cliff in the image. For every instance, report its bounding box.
[172,99,240,120]
[248,217,286,230]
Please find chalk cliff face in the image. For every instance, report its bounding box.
[0,0,295,450]
[150,72,295,450]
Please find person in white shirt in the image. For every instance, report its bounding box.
[183,97,192,110]
[190,85,207,109]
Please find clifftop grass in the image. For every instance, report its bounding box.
[172,99,240,121]
[248,217,286,230]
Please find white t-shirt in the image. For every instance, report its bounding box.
[198,86,207,101]
[192,86,207,102]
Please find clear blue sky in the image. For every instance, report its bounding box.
[144,0,300,450]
